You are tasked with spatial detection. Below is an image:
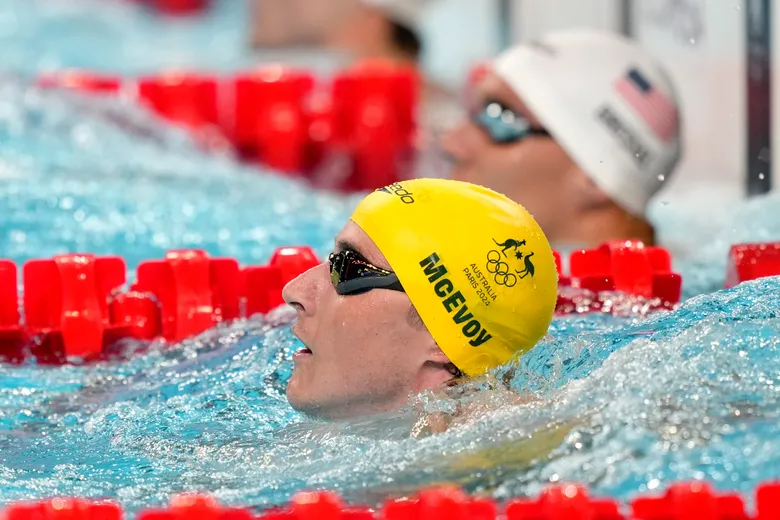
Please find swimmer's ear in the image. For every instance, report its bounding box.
[424,347,462,379]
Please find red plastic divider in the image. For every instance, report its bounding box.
[383,486,497,520]
[0,246,319,364]
[137,73,220,130]
[5,239,780,364]
[109,291,162,342]
[561,241,682,306]
[138,494,253,520]
[506,484,622,520]
[0,260,25,361]
[0,260,20,330]
[632,482,749,520]
[134,250,228,341]
[331,61,418,191]
[6,482,780,520]
[757,482,780,520]
[34,62,422,192]
[232,68,315,173]
[4,498,122,520]
[211,258,243,322]
[22,254,126,359]
[243,265,285,317]
[725,242,780,289]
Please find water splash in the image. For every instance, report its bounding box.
[2,279,779,514]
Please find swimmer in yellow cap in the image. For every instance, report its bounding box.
[282,178,558,420]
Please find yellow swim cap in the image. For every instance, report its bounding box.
[350,178,558,376]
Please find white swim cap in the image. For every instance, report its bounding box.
[492,29,683,217]
[361,0,434,32]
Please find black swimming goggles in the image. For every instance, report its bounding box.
[329,250,405,296]
[472,99,551,144]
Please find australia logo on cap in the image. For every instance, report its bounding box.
[486,238,535,287]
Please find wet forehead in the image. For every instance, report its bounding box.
[334,220,393,270]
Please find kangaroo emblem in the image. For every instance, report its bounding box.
[493,238,527,258]
[515,252,535,279]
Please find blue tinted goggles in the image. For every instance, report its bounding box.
[472,99,551,144]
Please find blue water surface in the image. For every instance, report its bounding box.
[1,0,780,517]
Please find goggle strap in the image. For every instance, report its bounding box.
[334,273,403,295]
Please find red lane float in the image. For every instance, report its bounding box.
[556,240,682,315]
[383,486,496,520]
[0,260,25,361]
[4,481,780,520]
[138,73,220,131]
[3,240,780,364]
[0,246,320,364]
[22,254,127,361]
[133,250,240,341]
[243,264,284,318]
[138,494,253,520]
[4,498,122,520]
[632,482,749,520]
[110,291,162,342]
[35,61,421,193]
[725,242,780,289]
[330,60,418,191]
[232,68,315,173]
[506,485,621,520]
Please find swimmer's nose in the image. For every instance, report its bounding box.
[282,262,327,316]
[282,277,307,314]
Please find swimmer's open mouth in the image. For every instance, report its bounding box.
[293,346,313,360]
[291,325,312,356]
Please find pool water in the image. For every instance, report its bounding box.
[1,0,780,516]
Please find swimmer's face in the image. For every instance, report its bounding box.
[282,221,453,420]
[440,71,582,235]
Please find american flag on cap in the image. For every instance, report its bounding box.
[614,68,678,143]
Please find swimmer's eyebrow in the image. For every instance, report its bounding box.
[335,239,363,257]
[335,238,384,266]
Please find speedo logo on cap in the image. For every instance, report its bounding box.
[377,182,415,204]
[419,252,492,347]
